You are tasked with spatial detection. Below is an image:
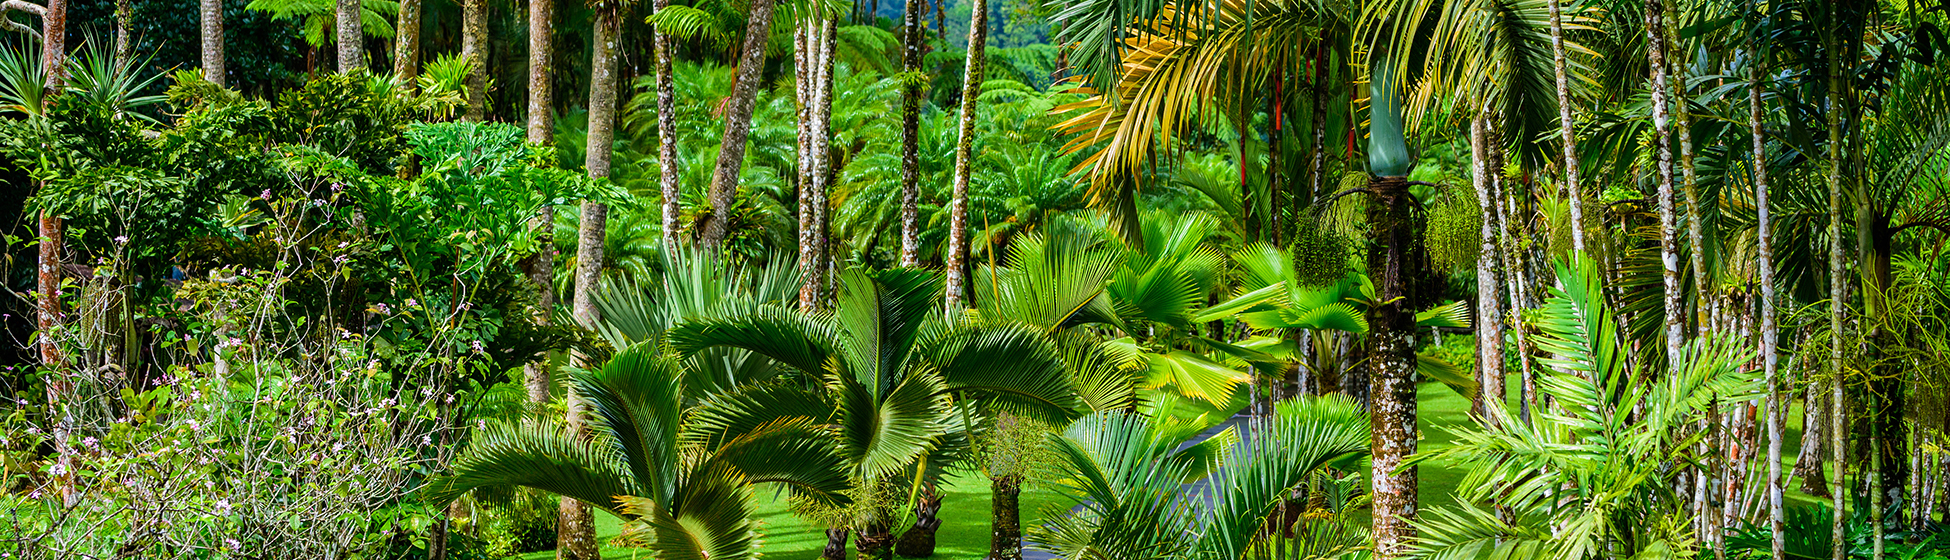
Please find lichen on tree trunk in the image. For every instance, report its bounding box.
[985,474,1022,560]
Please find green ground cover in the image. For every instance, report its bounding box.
[517,375,1821,558]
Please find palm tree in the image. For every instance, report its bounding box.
[1745,0,1782,555]
[1546,0,1584,253]
[461,0,487,120]
[201,0,225,86]
[1406,255,1761,558]
[395,0,420,83]
[668,268,1083,560]
[944,0,989,309]
[898,0,925,267]
[337,0,362,71]
[1032,395,1372,560]
[430,343,854,560]
[566,0,624,540]
[697,0,778,248]
[651,0,679,254]
[1361,54,1425,559]
[795,14,838,309]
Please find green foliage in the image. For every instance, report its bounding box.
[243,0,398,48]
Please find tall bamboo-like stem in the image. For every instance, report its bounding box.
[1644,0,1683,372]
[1825,17,1848,560]
[336,0,363,71]
[698,0,777,248]
[897,0,925,267]
[944,0,987,311]
[1748,0,1782,555]
[1545,0,1584,255]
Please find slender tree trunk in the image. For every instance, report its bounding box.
[897,0,925,267]
[37,0,70,506]
[336,0,362,72]
[1827,23,1849,560]
[1663,0,1709,336]
[798,19,835,309]
[1367,174,1424,559]
[526,0,553,141]
[586,10,619,178]
[943,0,986,310]
[1546,0,1584,255]
[1469,114,1504,425]
[461,0,487,120]
[41,0,66,95]
[522,206,555,419]
[556,14,616,557]
[394,0,421,84]
[200,0,225,86]
[697,0,777,248]
[112,0,130,68]
[1797,386,1831,496]
[1748,1,1783,553]
[896,482,944,557]
[985,474,1022,560]
[1645,0,1683,371]
[558,201,606,560]
[653,0,679,251]
[1309,46,1328,203]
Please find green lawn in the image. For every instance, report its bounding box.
[515,377,1823,558]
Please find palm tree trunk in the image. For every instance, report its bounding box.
[200,0,224,86]
[394,0,421,84]
[526,0,553,141]
[1644,0,1683,371]
[336,0,362,72]
[522,0,554,432]
[558,200,606,560]
[586,9,619,178]
[522,208,554,418]
[1796,385,1830,497]
[1662,0,1708,336]
[1367,178,1422,560]
[896,482,944,557]
[798,18,835,309]
[41,0,65,94]
[897,0,925,267]
[653,0,679,252]
[113,0,130,68]
[943,0,986,310]
[1826,22,1848,560]
[697,0,777,248]
[556,13,617,557]
[461,0,487,120]
[1469,114,1504,425]
[1748,0,1783,552]
[37,0,69,504]
[821,527,850,560]
[984,474,1022,560]
[1545,0,1584,254]
[857,522,895,560]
